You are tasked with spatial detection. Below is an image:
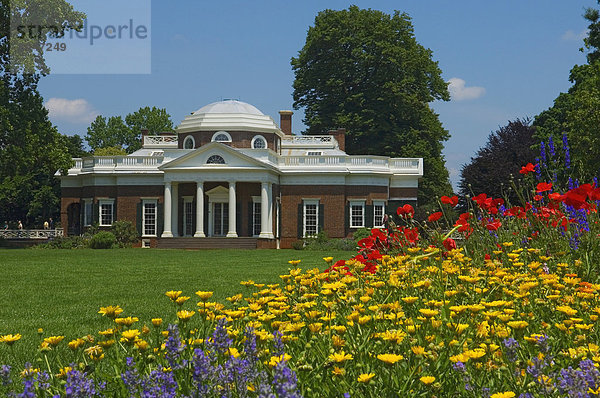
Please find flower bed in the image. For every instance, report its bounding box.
[2,168,600,397]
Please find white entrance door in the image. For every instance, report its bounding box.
[213,202,229,236]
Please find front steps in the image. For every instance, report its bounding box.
[156,237,257,249]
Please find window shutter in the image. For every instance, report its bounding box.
[93,202,99,225]
[136,202,142,234]
[113,199,117,223]
[344,203,350,236]
[318,204,324,233]
[157,203,164,236]
[366,205,374,228]
[297,203,303,238]
[248,202,253,236]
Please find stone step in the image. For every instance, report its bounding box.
[156,237,257,249]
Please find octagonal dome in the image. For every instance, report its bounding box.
[193,100,264,116]
[177,99,282,135]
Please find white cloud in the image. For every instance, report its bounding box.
[447,78,485,101]
[44,98,98,124]
[561,29,588,42]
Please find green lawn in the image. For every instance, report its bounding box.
[0,248,350,360]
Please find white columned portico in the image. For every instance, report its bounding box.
[161,181,173,237]
[259,182,273,239]
[172,182,179,237]
[194,181,205,237]
[226,181,237,237]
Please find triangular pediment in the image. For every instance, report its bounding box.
[158,142,277,171]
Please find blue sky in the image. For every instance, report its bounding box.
[39,0,597,189]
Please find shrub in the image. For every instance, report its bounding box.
[290,240,304,250]
[88,231,116,249]
[351,227,372,244]
[111,220,139,248]
[33,236,88,249]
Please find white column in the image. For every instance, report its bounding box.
[226,181,237,237]
[194,181,205,237]
[172,182,179,237]
[161,182,173,237]
[259,182,271,238]
[267,182,274,238]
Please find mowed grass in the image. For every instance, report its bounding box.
[0,248,350,360]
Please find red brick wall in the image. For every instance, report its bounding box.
[178,131,278,151]
[389,187,418,198]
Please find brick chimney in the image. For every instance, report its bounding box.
[279,110,293,135]
[329,128,346,152]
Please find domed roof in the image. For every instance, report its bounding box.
[193,100,264,116]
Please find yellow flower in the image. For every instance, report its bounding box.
[332,366,346,376]
[177,310,195,322]
[134,339,149,351]
[0,334,21,345]
[165,290,182,300]
[490,392,516,398]
[84,345,104,361]
[175,296,190,306]
[115,317,139,327]
[98,305,124,319]
[152,318,163,327]
[120,329,140,343]
[419,308,439,317]
[288,260,301,266]
[268,353,291,367]
[329,350,353,363]
[402,296,419,304]
[195,291,214,301]
[43,335,65,347]
[56,366,72,379]
[377,353,403,365]
[411,346,427,356]
[420,376,435,385]
[323,257,334,263]
[228,347,241,358]
[357,373,375,383]
[98,328,115,336]
[68,338,85,350]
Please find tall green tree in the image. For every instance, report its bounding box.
[534,1,600,181]
[0,1,84,226]
[291,6,452,207]
[459,119,537,204]
[86,106,174,154]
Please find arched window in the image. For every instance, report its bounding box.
[211,131,232,142]
[251,135,267,149]
[183,135,195,149]
[206,155,225,164]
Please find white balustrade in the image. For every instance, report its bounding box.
[143,135,178,148]
[0,229,64,239]
[280,135,336,148]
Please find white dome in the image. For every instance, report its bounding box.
[193,100,264,116]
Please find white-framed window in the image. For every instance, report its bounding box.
[252,200,261,236]
[349,201,365,228]
[83,198,93,226]
[142,199,157,237]
[373,201,386,227]
[99,199,114,226]
[206,155,226,164]
[211,131,232,142]
[303,199,319,237]
[183,135,195,149]
[251,135,267,149]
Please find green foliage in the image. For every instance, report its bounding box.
[59,133,89,158]
[111,220,139,248]
[291,6,453,206]
[88,231,116,249]
[85,107,174,154]
[33,235,88,249]
[2,0,85,75]
[534,2,600,182]
[352,227,372,244]
[296,231,356,251]
[0,73,74,226]
[93,146,127,156]
[459,119,537,203]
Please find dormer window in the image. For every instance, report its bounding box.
[212,131,232,143]
[183,135,195,149]
[252,135,267,149]
[206,155,225,164]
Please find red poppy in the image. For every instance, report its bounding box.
[428,212,443,222]
[563,186,590,209]
[486,220,502,231]
[536,182,553,193]
[548,192,563,202]
[443,237,457,251]
[519,163,537,175]
[396,204,415,218]
[440,195,459,207]
[533,195,543,201]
